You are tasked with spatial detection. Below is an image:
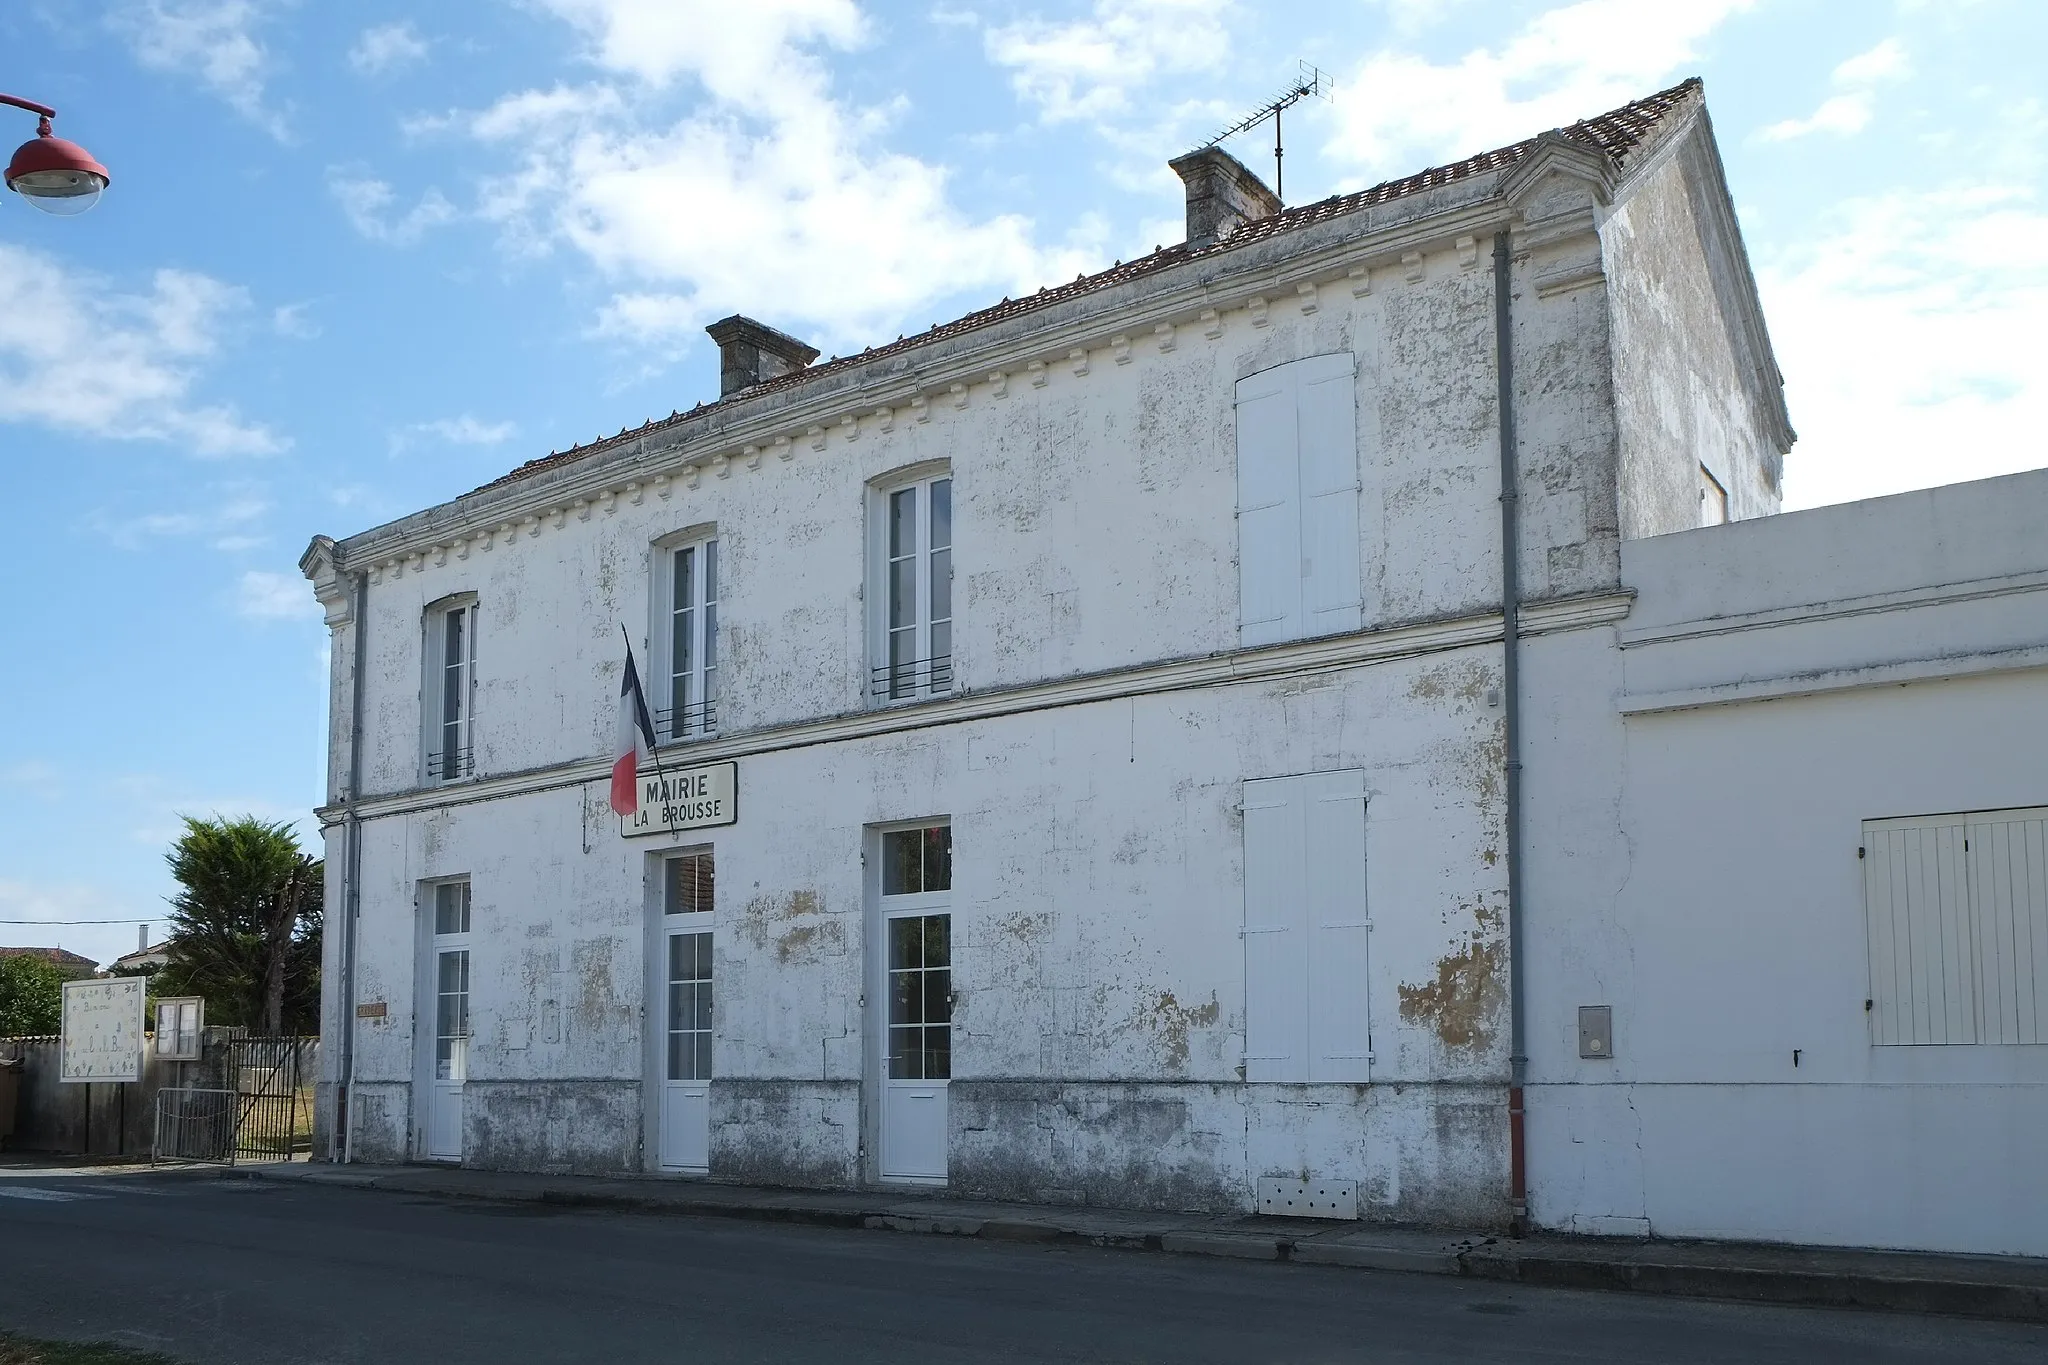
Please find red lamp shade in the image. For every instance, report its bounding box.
[7,126,110,216]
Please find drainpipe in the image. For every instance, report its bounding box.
[1492,230,1530,1234]
[336,566,368,1163]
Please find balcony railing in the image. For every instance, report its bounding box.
[656,700,718,742]
[426,747,473,780]
[871,655,953,700]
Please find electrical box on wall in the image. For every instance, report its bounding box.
[1579,1005,1613,1059]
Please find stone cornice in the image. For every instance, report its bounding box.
[316,591,1634,827]
[321,180,1565,576]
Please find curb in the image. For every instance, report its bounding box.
[238,1167,2048,1325]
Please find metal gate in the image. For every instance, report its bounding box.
[153,1037,307,1164]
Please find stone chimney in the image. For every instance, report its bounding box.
[704,315,820,398]
[1167,146,1283,248]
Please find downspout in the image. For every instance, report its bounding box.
[337,566,368,1163]
[1492,230,1530,1234]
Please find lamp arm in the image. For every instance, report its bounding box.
[1,93,59,120]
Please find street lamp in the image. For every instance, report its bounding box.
[4,93,109,216]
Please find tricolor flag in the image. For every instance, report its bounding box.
[610,633,659,816]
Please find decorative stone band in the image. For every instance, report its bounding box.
[315,591,1633,830]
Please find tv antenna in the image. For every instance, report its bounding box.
[1193,61,1333,203]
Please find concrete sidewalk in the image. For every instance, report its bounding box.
[234,1161,2048,1325]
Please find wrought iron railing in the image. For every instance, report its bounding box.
[870,655,954,700]
[426,746,473,780]
[655,700,718,741]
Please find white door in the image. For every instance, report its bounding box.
[656,850,715,1172]
[660,926,713,1171]
[426,881,472,1162]
[877,824,951,1183]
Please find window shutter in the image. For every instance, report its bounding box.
[1242,776,1309,1082]
[1236,368,1303,648]
[1295,354,1363,636]
[1966,813,2048,1045]
[1864,816,1977,1044]
[1304,770,1370,1081]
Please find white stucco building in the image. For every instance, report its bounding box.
[302,79,2047,1255]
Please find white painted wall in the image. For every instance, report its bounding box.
[1525,469,2048,1255]
[308,112,1812,1228]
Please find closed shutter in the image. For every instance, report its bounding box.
[1296,354,1364,637]
[1236,369,1302,647]
[1236,354,1361,648]
[1242,777,1308,1081]
[1304,770,1371,1080]
[1243,770,1369,1083]
[1966,812,2048,1045]
[1864,808,2048,1046]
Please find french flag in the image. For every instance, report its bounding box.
[610,634,659,816]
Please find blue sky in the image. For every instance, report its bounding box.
[2,0,2044,966]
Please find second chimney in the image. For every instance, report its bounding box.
[1167,146,1283,249]
[705,315,820,398]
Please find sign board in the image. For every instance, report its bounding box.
[154,996,204,1061]
[61,977,146,1083]
[621,760,738,839]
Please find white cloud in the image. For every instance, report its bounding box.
[349,21,430,76]
[88,488,271,550]
[1767,186,2048,510]
[272,302,321,339]
[452,0,1095,352]
[111,1,287,139]
[1834,36,1910,87]
[400,415,520,448]
[1326,0,1755,179]
[235,569,318,621]
[1759,37,1910,143]
[0,244,284,457]
[985,0,1232,125]
[329,173,459,245]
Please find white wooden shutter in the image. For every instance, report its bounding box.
[1303,770,1370,1081]
[1236,369,1303,648]
[1865,815,1977,1045]
[1242,776,1308,1081]
[1295,354,1363,637]
[1966,810,2048,1045]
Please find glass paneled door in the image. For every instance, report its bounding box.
[426,881,471,1162]
[659,852,714,1173]
[877,825,951,1182]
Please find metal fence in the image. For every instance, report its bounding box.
[151,1037,306,1165]
[153,1087,236,1162]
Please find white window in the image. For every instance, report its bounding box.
[1242,770,1370,1082]
[1236,353,1362,649]
[870,471,952,701]
[1864,808,2048,1046]
[422,598,476,782]
[655,535,719,741]
[1699,464,1729,526]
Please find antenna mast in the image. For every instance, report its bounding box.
[1192,62,1332,203]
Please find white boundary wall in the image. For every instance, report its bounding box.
[1525,469,2048,1256]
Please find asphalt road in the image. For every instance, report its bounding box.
[1,1166,2043,1365]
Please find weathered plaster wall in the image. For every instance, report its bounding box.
[332,227,1631,800]
[1602,127,1786,538]
[312,144,1760,1219]
[337,645,1511,1214]
[1523,471,2048,1256]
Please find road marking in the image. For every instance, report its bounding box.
[0,1187,109,1202]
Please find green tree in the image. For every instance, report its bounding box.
[0,953,64,1035]
[156,816,323,1035]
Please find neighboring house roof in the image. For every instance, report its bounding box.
[0,946,100,975]
[472,78,1705,500]
[109,943,171,973]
